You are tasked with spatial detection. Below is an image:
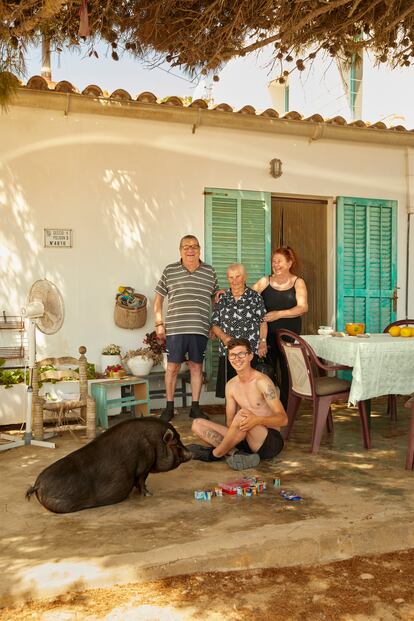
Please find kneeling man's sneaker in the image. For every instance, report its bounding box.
[226,450,260,471]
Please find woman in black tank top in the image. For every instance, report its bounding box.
[252,246,308,410]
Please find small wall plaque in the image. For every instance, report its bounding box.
[44,228,73,248]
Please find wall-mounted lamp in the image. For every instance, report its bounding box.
[269,158,283,178]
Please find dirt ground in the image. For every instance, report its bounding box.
[2,549,414,621]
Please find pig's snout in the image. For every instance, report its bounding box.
[155,427,192,472]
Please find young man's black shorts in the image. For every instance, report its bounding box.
[237,428,284,460]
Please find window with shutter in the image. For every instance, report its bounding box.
[204,188,271,386]
[336,196,397,333]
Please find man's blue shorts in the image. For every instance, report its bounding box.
[166,334,208,364]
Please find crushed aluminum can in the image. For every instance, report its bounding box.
[279,489,302,501]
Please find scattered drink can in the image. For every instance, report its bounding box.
[273,478,281,487]
[279,489,302,501]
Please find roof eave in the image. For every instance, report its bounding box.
[9,87,414,148]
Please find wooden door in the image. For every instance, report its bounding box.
[271,196,328,334]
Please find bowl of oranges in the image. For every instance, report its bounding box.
[387,325,414,337]
[345,322,365,336]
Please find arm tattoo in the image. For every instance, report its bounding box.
[265,385,277,401]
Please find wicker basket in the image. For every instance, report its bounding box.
[114,294,147,329]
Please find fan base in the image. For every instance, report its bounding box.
[0,432,55,451]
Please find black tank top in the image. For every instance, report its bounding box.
[261,277,302,336]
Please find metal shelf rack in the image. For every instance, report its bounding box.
[0,312,25,360]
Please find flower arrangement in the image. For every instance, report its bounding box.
[106,364,124,373]
[123,331,166,365]
[102,344,121,355]
[105,364,126,378]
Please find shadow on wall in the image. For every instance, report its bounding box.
[0,134,210,362]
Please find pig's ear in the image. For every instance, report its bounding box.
[163,428,175,444]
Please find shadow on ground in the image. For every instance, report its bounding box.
[0,397,413,606]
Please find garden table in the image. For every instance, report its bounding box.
[302,334,414,406]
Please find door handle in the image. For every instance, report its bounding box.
[392,287,399,312]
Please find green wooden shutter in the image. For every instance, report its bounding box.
[336,196,397,332]
[204,188,271,385]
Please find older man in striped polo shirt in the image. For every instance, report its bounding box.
[154,235,218,422]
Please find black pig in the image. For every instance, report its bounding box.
[26,418,192,513]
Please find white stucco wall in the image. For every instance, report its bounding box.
[0,104,412,375]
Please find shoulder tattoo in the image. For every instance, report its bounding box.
[264,384,277,400]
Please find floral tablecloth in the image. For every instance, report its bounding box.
[302,334,414,405]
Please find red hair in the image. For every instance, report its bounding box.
[273,246,300,274]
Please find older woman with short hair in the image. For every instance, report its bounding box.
[211,263,268,398]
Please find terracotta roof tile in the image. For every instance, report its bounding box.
[135,91,157,103]
[82,84,103,97]
[260,108,279,118]
[389,124,407,131]
[55,80,78,94]
[370,121,387,129]
[110,88,132,101]
[26,75,49,91]
[189,98,209,109]
[282,111,302,121]
[4,73,413,135]
[213,103,233,112]
[161,96,183,106]
[326,116,347,125]
[237,105,256,115]
[304,114,324,123]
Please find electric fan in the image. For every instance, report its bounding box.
[0,279,64,451]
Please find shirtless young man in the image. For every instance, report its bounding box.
[190,337,288,470]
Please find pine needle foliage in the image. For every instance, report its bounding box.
[1,0,414,101]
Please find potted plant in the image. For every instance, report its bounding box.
[123,331,165,376]
[101,344,122,373]
[105,364,126,379]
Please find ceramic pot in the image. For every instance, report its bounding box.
[108,370,126,379]
[127,356,153,376]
